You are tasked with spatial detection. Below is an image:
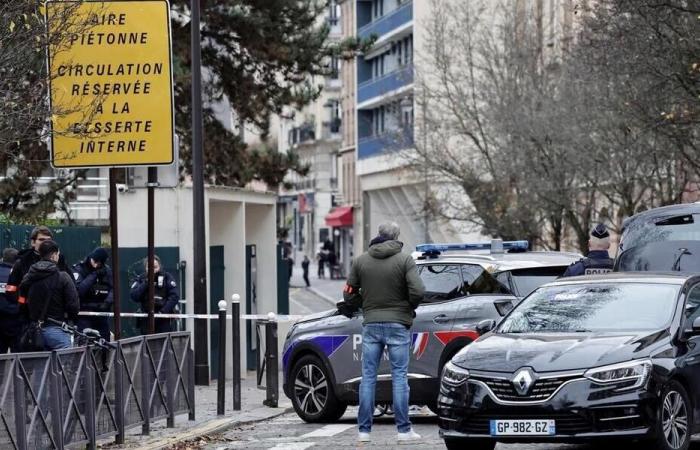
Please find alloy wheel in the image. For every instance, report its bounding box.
[662,390,688,450]
[294,363,328,415]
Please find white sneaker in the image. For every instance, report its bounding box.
[358,432,371,442]
[397,429,421,443]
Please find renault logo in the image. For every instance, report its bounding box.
[512,368,534,396]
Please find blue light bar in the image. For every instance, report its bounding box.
[415,240,529,253]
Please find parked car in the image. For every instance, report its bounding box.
[616,202,700,272]
[282,241,580,422]
[415,240,582,297]
[438,272,700,450]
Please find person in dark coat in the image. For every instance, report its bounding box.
[561,224,615,277]
[0,248,19,352]
[19,240,79,350]
[301,255,311,287]
[6,226,68,310]
[130,255,179,334]
[73,247,113,341]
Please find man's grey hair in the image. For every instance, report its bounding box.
[378,222,400,240]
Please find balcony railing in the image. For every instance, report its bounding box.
[358,64,413,104]
[358,1,413,40]
[358,128,414,159]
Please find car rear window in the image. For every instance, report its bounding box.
[505,266,568,297]
[418,263,510,303]
[620,214,700,252]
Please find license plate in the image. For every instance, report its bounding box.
[489,419,555,436]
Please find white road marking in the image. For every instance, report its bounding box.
[300,424,355,438]
[268,443,315,450]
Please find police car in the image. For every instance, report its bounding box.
[282,241,581,422]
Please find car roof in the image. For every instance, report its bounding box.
[415,251,581,272]
[622,202,700,230]
[542,271,700,287]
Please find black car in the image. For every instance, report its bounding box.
[616,202,700,272]
[438,273,700,450]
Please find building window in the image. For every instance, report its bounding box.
[372,0,384,20]
[329,56,340,80]
[328,0,340,25]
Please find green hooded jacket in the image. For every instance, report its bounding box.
[343,240,425,327]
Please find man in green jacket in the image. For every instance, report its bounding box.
[343,222,425,444]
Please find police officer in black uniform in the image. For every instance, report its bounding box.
[130,255,179,334]
[0,248,19,352]
[562,224,614,277]
[73,247,113,341]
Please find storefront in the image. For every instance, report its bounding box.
[324,206,353,278]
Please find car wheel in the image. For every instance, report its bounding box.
[290,355,345,423]
[649,380,692,450]
[444,438,495,450]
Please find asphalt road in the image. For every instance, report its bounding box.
[200,408,643,450]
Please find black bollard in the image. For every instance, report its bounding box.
[231,295,241,411]
[217,300,227,416]
[264,319,278,408]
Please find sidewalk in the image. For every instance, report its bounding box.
[289,262,345,305]
[102,371,292,450]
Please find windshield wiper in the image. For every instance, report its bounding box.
[672,248,691,271]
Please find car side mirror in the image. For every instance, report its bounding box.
[476,319,496,336]
[692,316,700,334]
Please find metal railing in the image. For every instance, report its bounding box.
[0,332,194,450]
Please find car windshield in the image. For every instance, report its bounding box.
[505,266,568,297]
[498,283,680,333]
[619,213,700,262]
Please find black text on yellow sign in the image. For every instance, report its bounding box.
[47,0,174,168]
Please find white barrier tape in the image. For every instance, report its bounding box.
[77,311,305,322]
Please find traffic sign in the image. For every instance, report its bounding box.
[46,0,174,168]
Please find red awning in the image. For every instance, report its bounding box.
[325,206,353,228]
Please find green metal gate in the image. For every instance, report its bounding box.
[0,224,101,267]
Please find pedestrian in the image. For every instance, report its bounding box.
[130,255,179,334]
[0,248,20,352]
[342,222,425,443]
[316,245,326,279]
[73,247,113,341]
[301,255,311,287]
[19,240,79,351]
[6,226,68,307]
[561,223,615,277]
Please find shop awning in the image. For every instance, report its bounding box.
[325,206,353,228]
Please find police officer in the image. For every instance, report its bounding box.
[73,247,113,341]
[562,224,614,277]
[0,248,19,352]
[130,255,179,334]
[6,227,69,331]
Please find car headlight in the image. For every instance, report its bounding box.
[583,360,652,390]
[442,361,470,386]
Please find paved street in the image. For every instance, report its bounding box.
[197,408,623,450]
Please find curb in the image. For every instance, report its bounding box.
[136,406,293,450]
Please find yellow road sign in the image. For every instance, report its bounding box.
[46,0,174,168]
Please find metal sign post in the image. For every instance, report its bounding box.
[109,169,121,339]
[147,167,158,334]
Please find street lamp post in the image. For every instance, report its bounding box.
[191,0,210,386]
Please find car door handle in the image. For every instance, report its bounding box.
[433,314,450,324]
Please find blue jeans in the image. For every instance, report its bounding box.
[358,322,411,433]
[41,325,71,350]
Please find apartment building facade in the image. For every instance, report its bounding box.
[277,1,345,266]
